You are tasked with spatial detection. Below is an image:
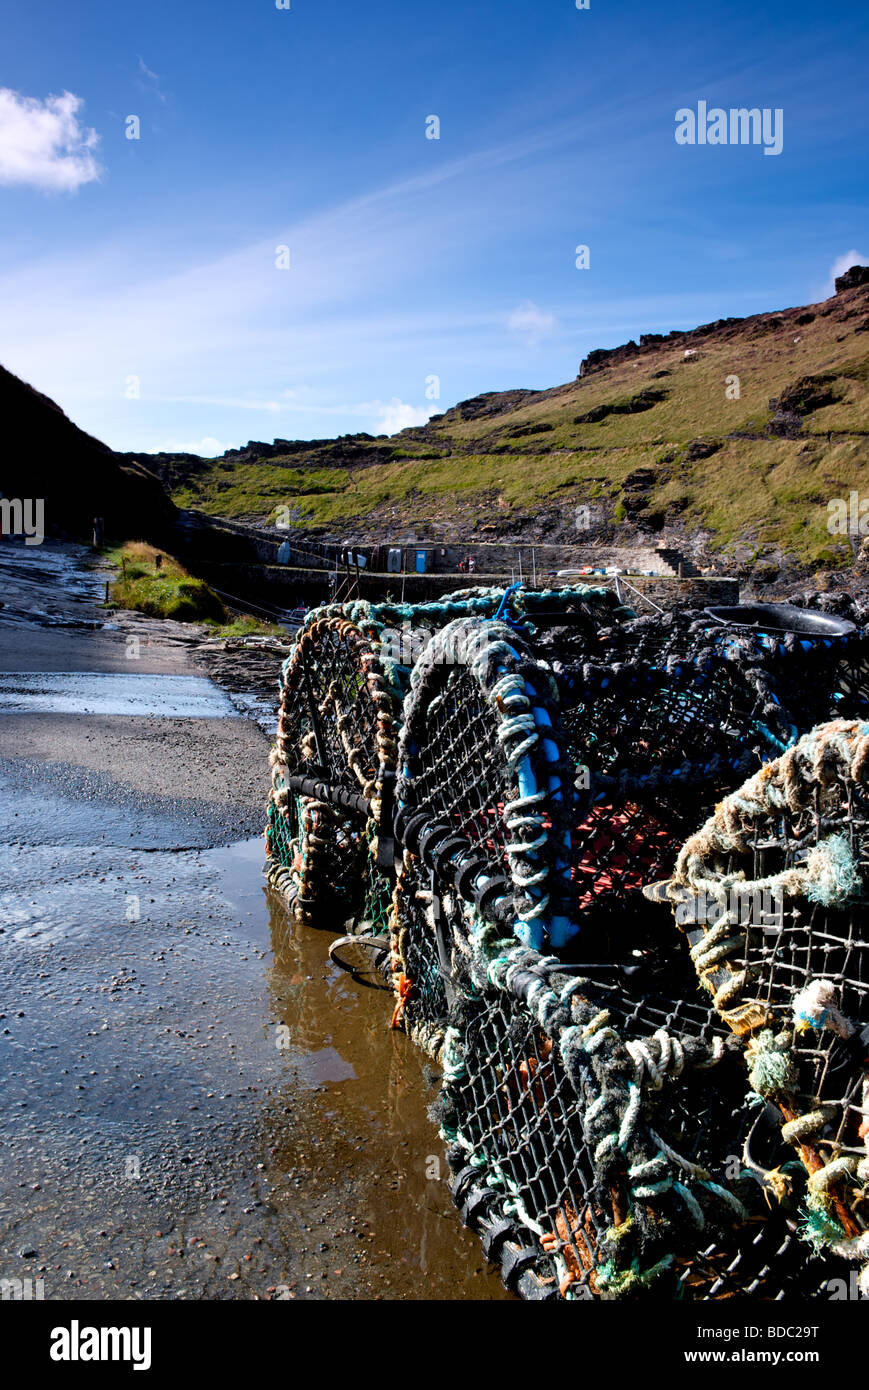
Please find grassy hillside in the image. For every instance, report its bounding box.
[164,273,869,571]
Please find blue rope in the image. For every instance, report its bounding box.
[489,582,527,630]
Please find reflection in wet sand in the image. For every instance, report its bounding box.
[263,886,512,1299]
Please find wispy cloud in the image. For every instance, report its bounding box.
[150,393,434,432]
[507,300,558,346]
[370,399,433,434]
[0,88,100,191]
[136,57,167,104]
[0,89,835,449]
[148,435,225,456]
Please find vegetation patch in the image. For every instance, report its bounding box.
[105,542,282,633]
[106,542,226,621]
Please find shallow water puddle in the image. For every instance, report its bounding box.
[0,671,237,716]
[202,836,274,947]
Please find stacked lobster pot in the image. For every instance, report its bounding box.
[645,719,869,1296]
[264,584,869,1300]
[265,585,626,970]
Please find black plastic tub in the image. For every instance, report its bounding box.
[704,602,856,638]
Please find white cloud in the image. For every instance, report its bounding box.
[0,88,101,192]
[148,436,225,457]
[507,300,557,345]
[372,399,434,434]
[827,249,869,294]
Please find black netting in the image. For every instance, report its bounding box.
[443,959,850,1299]
[550,606,851,930]
[450,986,607,1294]
[403,664,515,882]
[390,859,451,1046]
[561,659,786,792]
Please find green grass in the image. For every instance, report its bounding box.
[105,541,282,632]
[171,463,351,520]
[208,614,286,638]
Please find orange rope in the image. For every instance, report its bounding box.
[391,972,412,1030]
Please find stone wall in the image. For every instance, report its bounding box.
[193,559,738,615]
[615,575,739,611]
[173,512,704,580]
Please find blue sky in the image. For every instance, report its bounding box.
[1,0,867,455]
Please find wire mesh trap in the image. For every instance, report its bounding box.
[262,585,867,1302]
[550,599,867,934]
[265,612,401,927]
[394,616,580,953]
[650,717,869,1292]
[390,846,847,1299]
[431,942,849,1300]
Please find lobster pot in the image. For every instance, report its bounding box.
[394,616,581,953]
[659,718,869,1283]
[434,941,847,1300]
[265,611,401,927]
[555,629,799,933]
[264,586,624,933]
[389,847,851,1299]
[586,599,863,711]
[260,588,864,1301]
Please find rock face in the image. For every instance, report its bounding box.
[573,386,667,425]
[0,364,174,543]
[432,389,540,424]
[835,264,869,294]
[574,303,827,379]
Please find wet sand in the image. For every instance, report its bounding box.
[0,541,509,1300]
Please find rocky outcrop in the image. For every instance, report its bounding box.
[573,283,868,380]
[573,385,667,425]
[766,372,843,437]
[429,388,541,424]
[577,319,746,378]
[835,264,869,294]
